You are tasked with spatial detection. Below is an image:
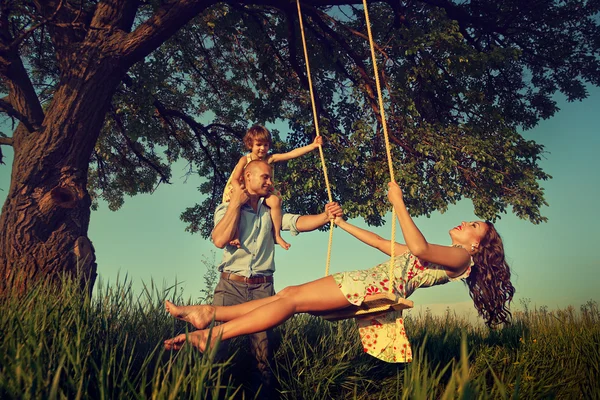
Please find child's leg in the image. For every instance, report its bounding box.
[265,194,290,250]
[164,276,350,351]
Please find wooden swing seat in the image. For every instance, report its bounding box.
[311,292,414,322]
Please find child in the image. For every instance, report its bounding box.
[223,125,323,250]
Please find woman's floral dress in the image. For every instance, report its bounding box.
[332,250,472,363]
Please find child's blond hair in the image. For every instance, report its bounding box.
[243,125,272,150]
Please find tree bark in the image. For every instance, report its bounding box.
[0,0,222,295]
[0,34,127,295]
[0,0,412,295]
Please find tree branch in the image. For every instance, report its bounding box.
[155,103,227,184]
[304,6,382,122]
[301,17,360,89]
[32,0,90,71]
[90,0,139,32]
[7,0,65,52]
[284,7,321,104]
[120,0,218,65]
[120,0,368,67]
[109,107,172,184]
[0,136,12,165]
[205,123,245,141]
[92,149,110,191]
[0,12,45,135]
[0,97,40,132]
[318,8,390,59]
[171,35,223,97]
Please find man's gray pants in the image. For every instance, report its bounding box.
[212,277,275,398]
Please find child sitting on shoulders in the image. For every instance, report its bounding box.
[223,124,322,249]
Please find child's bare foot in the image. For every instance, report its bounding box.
[276,236,291,250]
[164,330,209,351]
[229,238,241,248]
[165,300,215,330]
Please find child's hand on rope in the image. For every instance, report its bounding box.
[312,136,324,149]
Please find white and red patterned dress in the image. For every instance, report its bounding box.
[332,250,472,363]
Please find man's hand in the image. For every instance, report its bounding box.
[212,182,248,248]
[325,202,343,221]
[229,180,249,208]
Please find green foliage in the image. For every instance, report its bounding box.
[2,275,599,399]
[4,1,600,235]
[198,251,219,304]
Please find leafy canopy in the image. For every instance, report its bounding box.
[4,1,600,237]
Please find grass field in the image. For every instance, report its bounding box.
[1,276,598,399]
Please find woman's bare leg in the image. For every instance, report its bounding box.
[165,292,284,329]
[165,276,349,351]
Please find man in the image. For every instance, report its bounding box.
[211,159,342,398]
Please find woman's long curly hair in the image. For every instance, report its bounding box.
[466,222,515,327]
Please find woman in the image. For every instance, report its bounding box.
[164,182,515,362]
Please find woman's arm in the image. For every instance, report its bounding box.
[335,217,407,257]
[387,182,471,274]
[269,136,322,163]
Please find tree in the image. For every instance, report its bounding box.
[1,0,598,293]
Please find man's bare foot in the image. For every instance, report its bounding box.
[164,330,209,351]
[276,236,291,250]
[165,300,215,329]
[229,238,241,248]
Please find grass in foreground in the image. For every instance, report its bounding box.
[1,276,598,399]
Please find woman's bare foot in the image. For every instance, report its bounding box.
[165,300,215,329]
[276,235,290,250]
[164,330,209,351]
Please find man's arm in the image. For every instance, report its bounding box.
[295,202,342,233]
[211,184,249,248]
[212,203,242,248]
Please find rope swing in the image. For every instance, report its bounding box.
[296,0,335,277]
[296,0,413,321]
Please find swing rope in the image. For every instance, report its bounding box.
[362,0,398,291]
[297,1,405,318]
[296,0,335,276]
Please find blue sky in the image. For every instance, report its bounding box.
[1,86,599,321]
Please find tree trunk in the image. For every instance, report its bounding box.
[0,41,125,295]
[0,0,221,295]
